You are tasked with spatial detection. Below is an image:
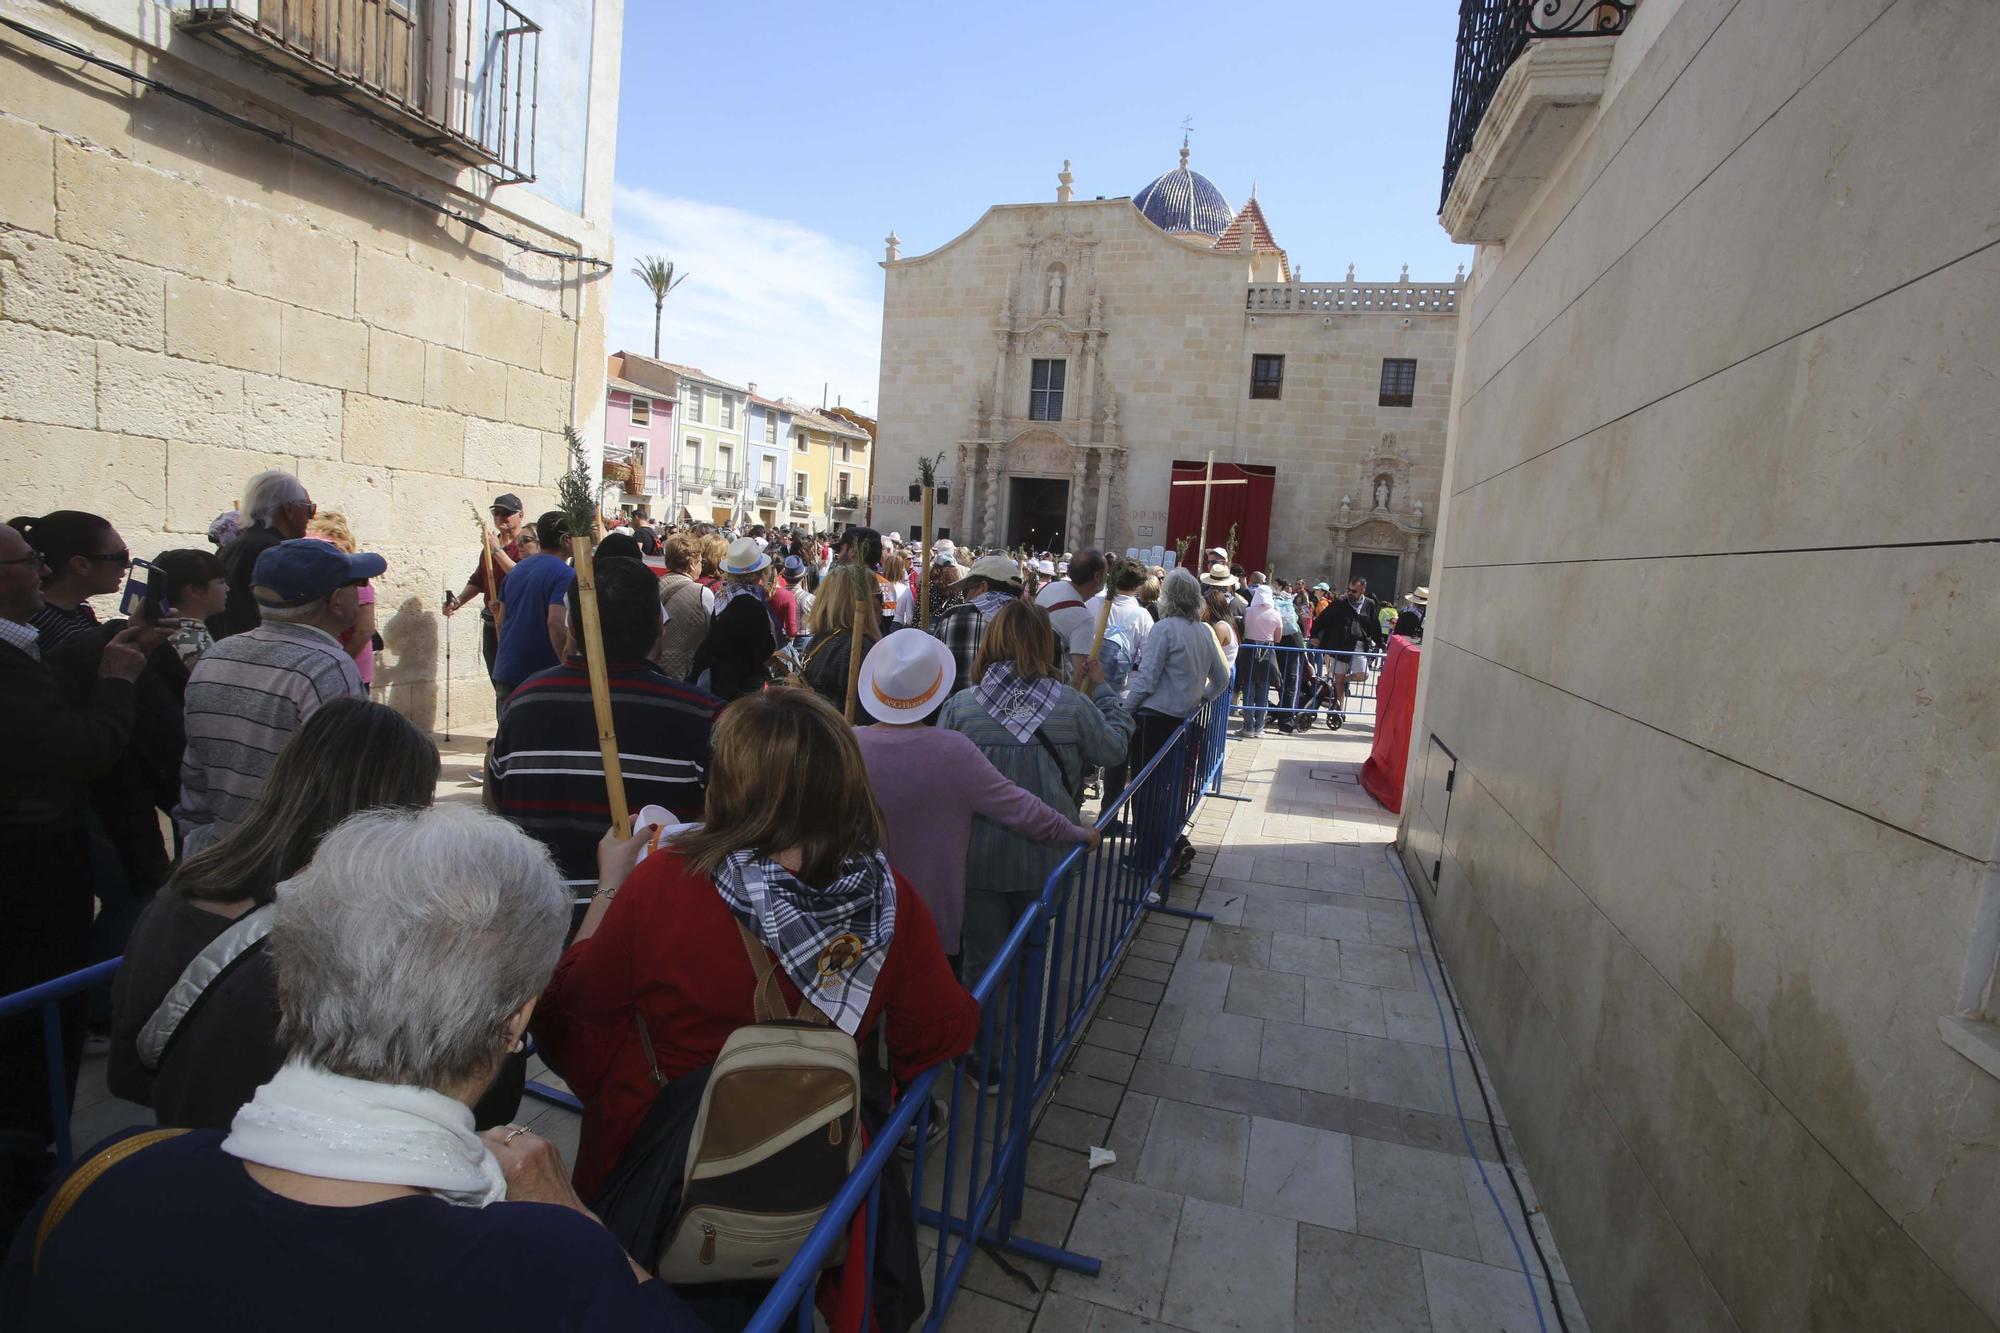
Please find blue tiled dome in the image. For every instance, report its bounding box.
[1133,145,1233,238]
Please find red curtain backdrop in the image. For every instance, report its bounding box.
[1362,636,1422,814]
[1166,462,1277,573]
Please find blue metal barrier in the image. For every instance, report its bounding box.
[1232,642,1386,731]
[0,956,122,1169]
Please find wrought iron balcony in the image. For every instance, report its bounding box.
[788,496,812,515]
[832,495,862,512]
[755,482,785,502]
[712,472,744,497]
[1441,0,1632,211]
[181,0,541,185]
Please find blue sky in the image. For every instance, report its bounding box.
[606,0,1473,412]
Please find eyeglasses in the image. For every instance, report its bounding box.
[87,549,133,567]
[0,553,49,568]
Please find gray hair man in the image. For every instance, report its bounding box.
[176,539,377,855]
[213,469,316,640]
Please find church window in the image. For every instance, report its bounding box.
[1250,355,1285,400]
[1379,358,1417,407]
[1030,358,1067,421]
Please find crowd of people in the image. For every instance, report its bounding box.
[0,473,1430,1328]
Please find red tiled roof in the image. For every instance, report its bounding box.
[1213,198,1290,278]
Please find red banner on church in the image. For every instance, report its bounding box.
[1166,461,1276,575]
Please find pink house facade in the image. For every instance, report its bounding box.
[604,351,680,516]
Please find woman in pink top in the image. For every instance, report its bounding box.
[853,631,1098,965]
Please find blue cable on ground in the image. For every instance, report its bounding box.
[1388,844,1559,1333]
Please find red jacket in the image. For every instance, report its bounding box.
[534,849,979,1201]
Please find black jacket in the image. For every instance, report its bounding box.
[1313,596,1381,652]
[0,637,136,838]
[689,593,776,701]
[210,525,283,640]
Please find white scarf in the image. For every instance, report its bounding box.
[222,1059,507,1207]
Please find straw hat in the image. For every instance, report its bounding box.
[1409,586,1431,606]
[858,631,954,725]
[1200,562,1237,588]
[720,536,770,575]
[954,553,1023,588]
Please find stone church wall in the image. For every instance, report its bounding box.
[873,198,1455,589]
[1403,1,2000,1328]
[0,2,621,729]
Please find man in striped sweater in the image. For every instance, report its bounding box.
[175,540,376,855]
[487,556,722,919]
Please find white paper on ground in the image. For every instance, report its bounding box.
[1087,1147,1117,1171]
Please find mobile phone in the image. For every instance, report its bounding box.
[119,558,160,619]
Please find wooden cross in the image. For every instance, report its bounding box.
[1171,450,1247,561]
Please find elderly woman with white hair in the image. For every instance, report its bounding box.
[1122,568,1233,878]
[212,469,315,641]
[7,805,699,1330]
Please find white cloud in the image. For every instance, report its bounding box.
[608,186,882,413]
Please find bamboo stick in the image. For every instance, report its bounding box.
[1088,583,1115,661]
[470,501,503,641]
[570,534,631,837]
[918,485,934,630]
[844,563,868,724]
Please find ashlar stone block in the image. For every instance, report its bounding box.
[505,364,569,431]
[230,207,356,318]
[464,286,546,369]
[341,393,463,475]
[0,113,55,235]
[0,322,95,428]
[165,275,280,374]
[367,328,425,404]
[0,230,164,349]
[245,373,341,459]
[357,245,465,347]
[97,344,243,447]
[464,417,543,485]
[55,142,230,282]
[423,344,507,418]
[0,420,163,520]
[280,306,369,391]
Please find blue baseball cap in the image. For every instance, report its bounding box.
[253,539,386,606]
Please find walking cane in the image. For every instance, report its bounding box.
[441,586,454,742]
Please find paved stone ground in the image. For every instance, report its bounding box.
[944,709,1589,1333]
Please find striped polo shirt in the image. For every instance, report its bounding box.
[176,621,364,854]
[488,660,722,901]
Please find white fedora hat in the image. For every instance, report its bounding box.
[720,536,770,575]
[858,630,954,725]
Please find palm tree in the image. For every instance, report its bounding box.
[631,255,687,358]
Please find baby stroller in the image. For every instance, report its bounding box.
[1295,652,1339,732]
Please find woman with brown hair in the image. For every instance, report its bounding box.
[798,562,883,714]
[102,697,526,1130]
[938,600,1133,984]
[534,688,977,1203]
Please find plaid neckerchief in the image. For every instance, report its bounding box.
[970,589,1017,618]
[712,849,897,1036]
[974,662,1062,743]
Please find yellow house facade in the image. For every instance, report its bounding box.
[779,403,871,532]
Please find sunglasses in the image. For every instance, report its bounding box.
[87,549,134,567]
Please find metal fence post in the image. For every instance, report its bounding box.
[1001,905,1049,1233]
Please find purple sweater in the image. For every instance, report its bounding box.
[856,724,1092,952]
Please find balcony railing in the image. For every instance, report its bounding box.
[1246,282,1459,315]
[832,495,861,512]
[181,0,541,184]
[788,496,812,515]
[1441,0,1632,210]
[755,483,785,502]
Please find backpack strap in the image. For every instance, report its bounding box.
[34,1129,189,1272]
[734,919,829,1028]
[135,905,273,1072]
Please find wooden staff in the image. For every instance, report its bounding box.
[844,563,869,724]
[570,534,631,837]
[469,502,504,640]
[1088,584,1115,661]
[918,485,934,630]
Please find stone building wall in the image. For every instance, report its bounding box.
[871,198,1456,586]
[1404,1,2000,1328]
[0,1,620,729]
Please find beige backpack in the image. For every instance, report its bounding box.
[653,922,863,1284]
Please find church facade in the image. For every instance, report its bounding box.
[869,151,1459,592]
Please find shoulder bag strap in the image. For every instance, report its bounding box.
[135,906,274,1072]
[34,1128,190,1272]
[633,1011,667,1089]
[733,918,829,1027]
[1031,725,1083,805]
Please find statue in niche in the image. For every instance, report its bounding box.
[1340,494,1351,514]
[1373,476,1392,511]
[1089,292,1102,325]
[1046,267,1065,315]
[1000,291,1013,324]
[1103,395,1118,430]
[1414,499,1425,523]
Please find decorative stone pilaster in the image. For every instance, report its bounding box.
[981,446,1003,546]
[1068,449,1089,550]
